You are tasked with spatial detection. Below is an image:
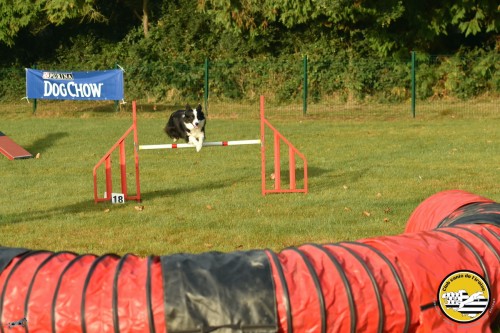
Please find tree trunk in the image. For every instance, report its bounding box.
[142,0,149,38]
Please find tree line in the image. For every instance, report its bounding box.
[0,0,498,102]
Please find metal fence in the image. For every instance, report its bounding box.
[1,52,498,119]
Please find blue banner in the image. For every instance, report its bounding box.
[26,69,124,100]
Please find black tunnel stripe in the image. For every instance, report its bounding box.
[435,229,490,285]
[160,256,168,333]
[24,251,76,333]
[266,250,293,333]
[161,251,276,333]
[0,248,29,274]
[331,244,385,333]
[420,302,436,311]
[288,247,326,333]
[454,226,500,262]
[485,226,500,241]
[440,214,500,227]
[0,250,50,333]
[438,203,500,227]
[81,254,120,333]
[309,244,356,333]
[344,242,411,333]
[146,256,156,333]
[113,254,130,333]
[51,254,93,333]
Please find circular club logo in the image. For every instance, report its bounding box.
[438,270,491,323]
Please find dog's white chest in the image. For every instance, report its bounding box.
[187,120,205,139]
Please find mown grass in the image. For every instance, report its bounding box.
[1,100,499,330]
[0,100,498,258]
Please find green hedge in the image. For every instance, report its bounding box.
[1,49,497,104]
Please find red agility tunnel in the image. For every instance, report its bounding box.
[0,191,498,333]
[405,190,497,233]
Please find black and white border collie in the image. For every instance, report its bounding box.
[164,104,206,152]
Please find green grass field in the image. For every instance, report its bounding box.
[0,101,498,256]
[1,100,499,330]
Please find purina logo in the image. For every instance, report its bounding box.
[42,72,74,80]
[437,270,491,323]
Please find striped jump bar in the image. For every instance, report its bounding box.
[139,139,261,150]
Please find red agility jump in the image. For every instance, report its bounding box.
[93,96,308,203]
[92,107,141,203]
[0,190,498,332]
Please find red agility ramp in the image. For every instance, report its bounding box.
[0,131,32,160]
[0,190,498,332]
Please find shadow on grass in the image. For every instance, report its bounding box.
[0,199,102,225]
[271,166,328,182]
[0,180,231,225]
[307,167,371,191]
[25,132,69,153]
[329,167,371,183]
[1,166,327,225]
[305,166,329,178]
[140,180,230,200]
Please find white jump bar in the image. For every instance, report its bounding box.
[139,139,261,150]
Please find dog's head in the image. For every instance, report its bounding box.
[183,104,205,130]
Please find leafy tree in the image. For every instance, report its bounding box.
[398,0,499,53]
[198,0,499,55]
[0,0,105,46]
[198,0,406,56]
[0,0,159,47]
[427,0,499,37]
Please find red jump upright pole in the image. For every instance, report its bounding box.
[93,101,141,203]
[260,95,308,195]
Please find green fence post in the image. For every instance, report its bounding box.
[303,55,308,116]
[33,95,37,115]
[114,63,119,112]
[411,51,416,118]
[32,64,37,114]
[204,58,209,115]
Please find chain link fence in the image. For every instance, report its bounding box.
[1,53,498,119]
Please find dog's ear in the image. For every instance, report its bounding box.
[185,104,191,111]
[196,104,202,112]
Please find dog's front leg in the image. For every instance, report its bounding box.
[188,136,202,152]
[196,134,205,152]
[194,139,203,152]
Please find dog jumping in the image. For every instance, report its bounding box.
[164,104,206,152]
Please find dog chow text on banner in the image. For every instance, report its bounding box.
[25,69,124,100]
